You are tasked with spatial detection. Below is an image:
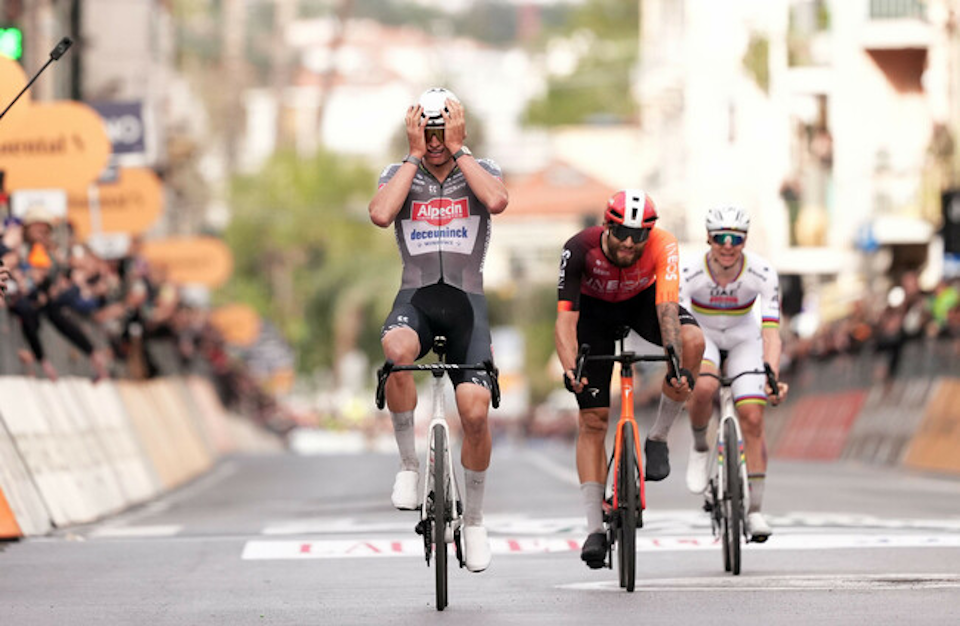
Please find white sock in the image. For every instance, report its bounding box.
[463,469,486,526]
[748,474,765,513]
[580,482,605,534]
[649,394,684,441]
[390,411,419,471]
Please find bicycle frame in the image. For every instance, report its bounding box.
[422,371,461,534]
[574,337,678,588]
[374,345,500,609]
[611,360,645,512]
[712,385,750,516]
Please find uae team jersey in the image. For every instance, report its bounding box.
[378,158,502,295]
[678,250,781,333]
[557,226,681,310]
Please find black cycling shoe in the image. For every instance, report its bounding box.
[644,438,670,481]
[580,532,607,569]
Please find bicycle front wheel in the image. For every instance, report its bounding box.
[722,418,743,576]
[617,422,638,592]
[432,426,448,610]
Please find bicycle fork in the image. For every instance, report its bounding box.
[715,388,751,516]
[418,373,464,566]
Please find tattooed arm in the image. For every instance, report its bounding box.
[656,301,683,364]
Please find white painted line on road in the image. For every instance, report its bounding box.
[241,533,960,560]
[89,525,184,538]
[259,510,960,537]
[560,573,960,592]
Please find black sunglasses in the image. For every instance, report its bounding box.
[609,223,650,243]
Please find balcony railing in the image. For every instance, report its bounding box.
[869,0,927,20]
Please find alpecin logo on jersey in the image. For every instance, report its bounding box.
[412,198,469,226]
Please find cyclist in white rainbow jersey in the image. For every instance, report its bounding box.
[678,206,789,542]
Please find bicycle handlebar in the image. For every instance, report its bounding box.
[573,343,669,379]
[375,359,501,410]
[700,362,781,400]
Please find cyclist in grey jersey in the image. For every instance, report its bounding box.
[377,156,498,294]
[369,88,508,574]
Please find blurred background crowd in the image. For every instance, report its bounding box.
[0,201,297,435]
[1,0,959,443]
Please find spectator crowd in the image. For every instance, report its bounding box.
[780,270,960,381]
[0,205,293,433]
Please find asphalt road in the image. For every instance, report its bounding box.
[2,433,959,625]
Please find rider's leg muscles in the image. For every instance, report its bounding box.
[577,408,609,532]
[649,324,704,441]
[382,327,420,470]
[737,402,767,512]
[456,382,493,525]
[687,361,719,451]
[577,408,609,483]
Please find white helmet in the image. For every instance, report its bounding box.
[418,87,459,128]
[705,206,750,233]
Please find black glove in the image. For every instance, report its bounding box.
[666,368,696,390]
[563,370,578,393]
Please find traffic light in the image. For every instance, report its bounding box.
[0,25,23,61]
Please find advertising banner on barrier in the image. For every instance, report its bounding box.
[774,391,867,460]
[903,379,960,473]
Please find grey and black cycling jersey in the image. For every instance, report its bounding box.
[378,158,502,295]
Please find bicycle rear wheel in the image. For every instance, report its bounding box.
[617,423,638,592]
[722,419,743,576]
[432,426,448,610]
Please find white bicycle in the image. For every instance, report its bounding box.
[699,362,779,575]
[375,336,499,611]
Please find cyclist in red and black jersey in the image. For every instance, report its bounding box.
[369,88,508,574]
[554,189,705,568]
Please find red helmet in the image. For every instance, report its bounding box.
[604,189,658,228]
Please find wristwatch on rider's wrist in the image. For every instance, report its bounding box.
[452,146,472,161]
[402,154,422,167]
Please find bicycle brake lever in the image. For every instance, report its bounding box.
[483,360,501,409]
[763,362,780,400]
[375,360,394,410]
[573,344,590,384]
[664,345,695,390]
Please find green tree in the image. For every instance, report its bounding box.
[222,149,399,374]
[524,0,639,126]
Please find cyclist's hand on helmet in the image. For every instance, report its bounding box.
[563,369,586,394]
[441,99,467,154]
[405,104,427,158]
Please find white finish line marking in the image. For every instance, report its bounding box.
[560,573,960,592]
[241,534,960,560]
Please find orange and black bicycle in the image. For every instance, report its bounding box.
[573,333,681,592]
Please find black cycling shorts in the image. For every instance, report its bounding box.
[381,283,494,390]
[574,287,699,409]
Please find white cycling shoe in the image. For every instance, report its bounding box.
[463,525,491,573]
[746,511,772,543]
[685,447,711,494]
[391,470,419,511]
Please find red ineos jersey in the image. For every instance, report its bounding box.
[557,226,680,311]
[378,159,502,295]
